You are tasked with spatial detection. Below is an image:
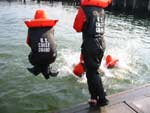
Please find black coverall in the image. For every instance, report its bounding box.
[74,6,107,103]
[27,27,57,79]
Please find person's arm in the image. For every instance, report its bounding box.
[26,29,31,46]
[26,35,30,46]
[73,7,86,32]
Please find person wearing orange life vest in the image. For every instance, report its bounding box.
[73,0,112,108]
[25,9,59,79]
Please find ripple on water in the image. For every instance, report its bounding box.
[0,1,150,113]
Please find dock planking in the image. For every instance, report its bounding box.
[53,84,150,113]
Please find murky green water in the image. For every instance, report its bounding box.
[0,1,150,113]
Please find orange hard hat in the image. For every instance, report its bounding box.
[73,63,85,77]
[106,54,119,68]
[34,9,48,20]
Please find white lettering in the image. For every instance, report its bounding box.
[97,17,100,22]
[95,17,104,34]
[96,22,101,27]
[38,38,50,53]
[96,28,101,33]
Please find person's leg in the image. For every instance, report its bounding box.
[42,50,58,77]
[82,48,97,100]
[49,65,59,77]
[28,53,41,75]
[86,70,98,100]
[94,72,108,106]
[86,70,100,109]
[86,69,108,108]
[82,49,99,109]
[41,64,58,79]
[27,65,41,75]
[94,50,108,106]
[82,48,108,107]
[41,64,50,79]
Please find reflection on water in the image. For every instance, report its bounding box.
[0,1,150,113]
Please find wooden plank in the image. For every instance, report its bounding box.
[58,102,136,113]
[101,103,136,113]
[54,84,150,113]
[107,84,150,105]
[57,103,89,113]
[126,96,150,113]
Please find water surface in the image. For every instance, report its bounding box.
[0,1,150,113]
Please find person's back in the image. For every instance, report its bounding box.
[25,9,59,79]
[81,6,106,71]
[73,0,112,109]
[28,27,57,65]
[82,6,105,39]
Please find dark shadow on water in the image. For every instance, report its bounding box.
[5,0,150,18]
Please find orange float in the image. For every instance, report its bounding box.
[106,54,119,68]
[73,54,85,77]
[73,63,85,77]
[73,54,119,77]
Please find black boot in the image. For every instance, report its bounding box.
[49,67,59,77]
[88,99,98,109]
[43,74,50,80]
[41,66,50,80]
[27,67,41,76]
[97,98,109,107]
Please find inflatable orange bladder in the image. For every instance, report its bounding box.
[73,63,85,77]
[81,0,112,8]
[106,54,119,68]
[73,53,85,77]
[24,9,58,28]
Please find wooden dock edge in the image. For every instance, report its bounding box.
[53,84,150,113]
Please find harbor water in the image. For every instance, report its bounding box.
[0,1,150,113]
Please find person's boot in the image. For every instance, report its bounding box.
[27,67,41,76]
[88,99,100,110]
[43,74,50,80]
[41,66,50,79]
[49,67,59,77]
[97,98,109,107]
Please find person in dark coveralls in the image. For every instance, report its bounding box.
[73,0,112,108]
[24,9,59,79]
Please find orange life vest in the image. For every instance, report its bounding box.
[81,0,112,8]
[24,9,58,28]
[25,19,58,28]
